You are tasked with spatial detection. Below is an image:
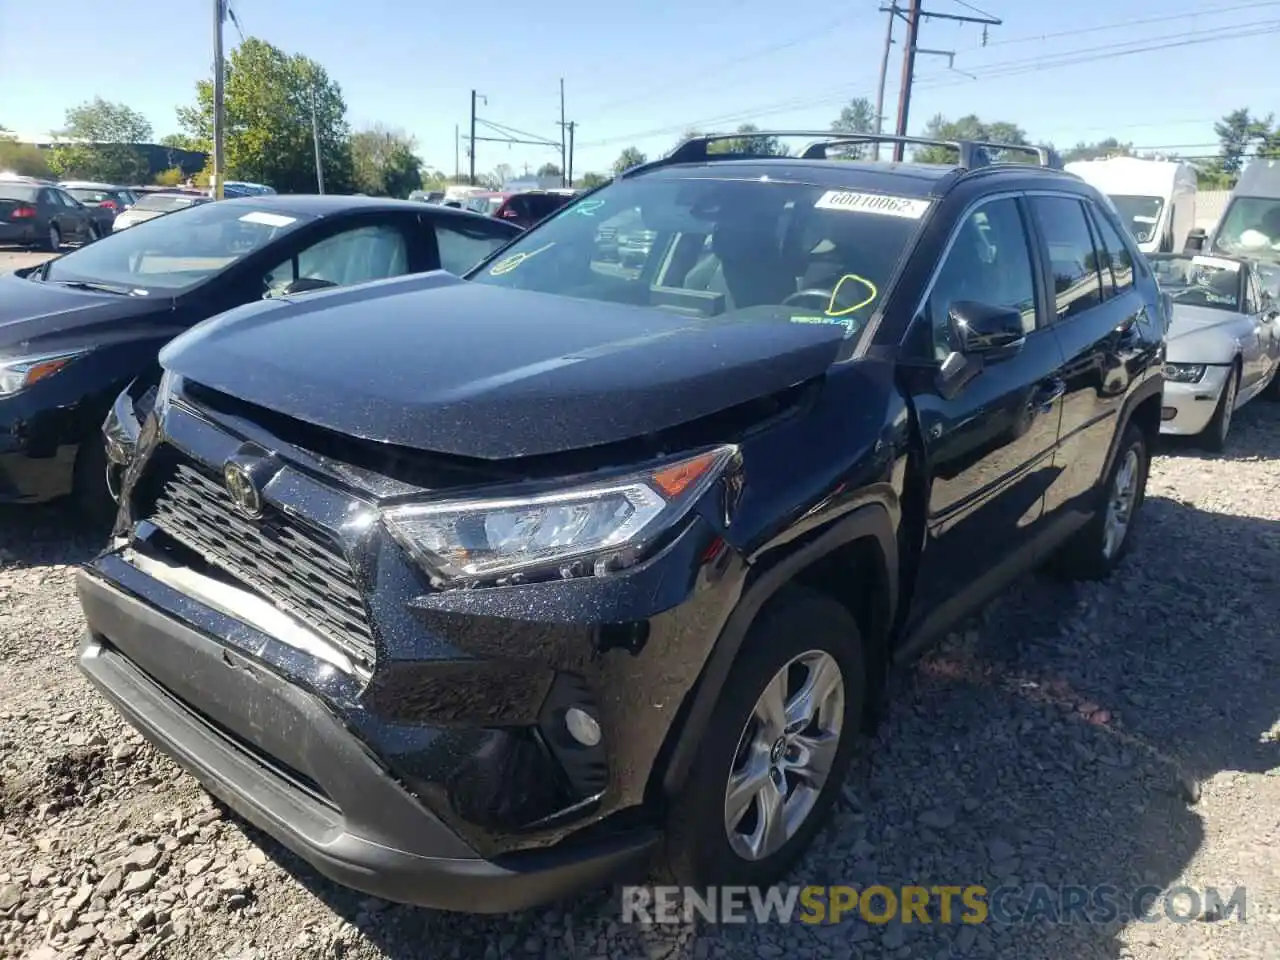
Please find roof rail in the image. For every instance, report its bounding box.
[619,130,1060,177]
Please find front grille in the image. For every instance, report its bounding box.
[146,461,376,669]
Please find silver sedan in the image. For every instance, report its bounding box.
[1151,252,1280,450]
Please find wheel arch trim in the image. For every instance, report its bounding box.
[658,502,898,797]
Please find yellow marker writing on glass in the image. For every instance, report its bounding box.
[489,242,556,277]
[825,274,878,317]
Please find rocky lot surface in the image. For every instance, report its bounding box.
[1,407,1278,960]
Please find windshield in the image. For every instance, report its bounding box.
[1149,253,1242,312]
[1108,195,1164,246]
[43,202,316,293]
[0,184,39,202]
[467,176,926,338]
[133,194,201,212]
[1211,196,1280,261]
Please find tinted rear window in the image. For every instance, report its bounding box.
[134,195,200,212]
[0,185,40,202]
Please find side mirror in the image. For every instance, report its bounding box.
[949,300,1026,357]
[1183,228,1208,253]
[282,277,339,296]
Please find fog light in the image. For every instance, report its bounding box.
[564,707,602,747]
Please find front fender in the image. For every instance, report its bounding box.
[658,500,898,797]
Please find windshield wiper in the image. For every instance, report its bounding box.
[44,279,139,296]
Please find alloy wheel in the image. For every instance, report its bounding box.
[1102,447,1140,559]
[724,650,845,861]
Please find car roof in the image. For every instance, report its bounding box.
[60,180,128,189]
[209,193,509,222]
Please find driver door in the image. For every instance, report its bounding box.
[898,195,1068,636]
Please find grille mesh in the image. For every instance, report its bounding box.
[147,461,375,668]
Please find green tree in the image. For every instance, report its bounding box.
[154,166,186,186]
[1061,138,1135,163]
[709,123,787,156]
[47,97,153,182]
[351,125,423,197]
[176,36,353,194]
[491,163,514,188]
[914,114,1031,164]
[829,97,876,159]
[159,132,200,151]
[1194,108,1274,188]
[612,146,648,175]
[537,162,563,180]
[0,139,52,177]
[579,171,609,188]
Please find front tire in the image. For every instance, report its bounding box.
[45,224,62,253]
[1199,364,1239,452]
[1049,421,1149,581]
[660,586,865,887]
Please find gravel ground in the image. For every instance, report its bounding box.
[1,407,1278,960]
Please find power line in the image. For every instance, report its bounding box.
[968,0,1280,49]
[579,17,1280,153]
[576,13,862,119]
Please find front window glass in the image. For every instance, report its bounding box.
[1211,196,1280,259]
[42,203,316,293]
[262,223,409,296]
[1148,254,1242,312]
[1107,194,1164,246]
[468,176,927,339]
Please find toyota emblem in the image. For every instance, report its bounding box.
[223,461,264,518]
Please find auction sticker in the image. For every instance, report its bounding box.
[814,191,931,219]
[240,211,298,228]
[1191,255,1240,272]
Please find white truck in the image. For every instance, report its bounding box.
[1065,156,1198,255]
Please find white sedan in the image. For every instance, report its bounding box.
[1152,252,1280,450]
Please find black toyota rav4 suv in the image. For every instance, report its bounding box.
[77,133,1166,913]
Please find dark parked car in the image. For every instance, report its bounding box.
[61,181,138,230]
[491,189,575,228]
[0,180,103,250]
[77,133,1165,913]
[0,195,520,521]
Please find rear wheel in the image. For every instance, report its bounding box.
[45,224,62,253]
[1199,364,1239,452]
[1049,421,1149,581]
[660,586,865,887]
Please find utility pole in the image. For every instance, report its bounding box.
[309,84,325,194]
[892,0,921,162]
[887,0,1001,162]
[559,78,567,187]
[566,121,576,187]
[211,0,225,199]
[454,124,460,181]
[873,1,897,162]
[469,90,478,186]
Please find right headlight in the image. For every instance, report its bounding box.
[382,445,737,587]
[0,349,89,396]
[1163,362,1207,384]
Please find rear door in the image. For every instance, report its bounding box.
[898,194,1067,627]
[1032,193,1151,519]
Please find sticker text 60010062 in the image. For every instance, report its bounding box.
[814,191,931,220]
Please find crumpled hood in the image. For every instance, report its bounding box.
[1164,303,1251,364]
[0,272,175,354]
[159,272,845,459]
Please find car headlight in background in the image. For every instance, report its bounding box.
[1163,362,1207,384]
[0,350,88,396]
[383,445,738,586]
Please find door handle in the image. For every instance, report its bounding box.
[1032,378,1066,413]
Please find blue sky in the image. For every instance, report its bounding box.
[2,0,1279,179]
